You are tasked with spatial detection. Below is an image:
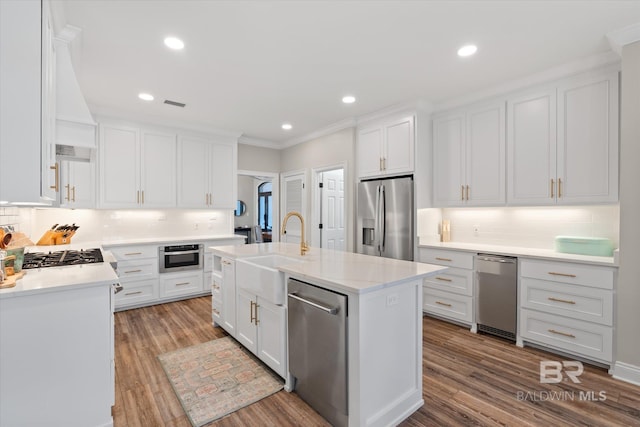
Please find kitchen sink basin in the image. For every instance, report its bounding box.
[235,255,304,305]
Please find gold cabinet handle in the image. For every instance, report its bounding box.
[124,269,142,274]
[137,190,140,204]
[435,276,452,282]
[548,297,576,305]
[65,184,70,201]
[71,186,76,202]
[461,185,464,201]
[382,157,386,170]
[175,282,190,286]
[210,193,213,206]
[254,302,260,325]
[124,291,142,296]
[550,178,555,198]
[124,252,142,256]
[250,300,255,324]
[435,301,452,307]
[141,190,144,204]
[548,329,575,338]
[548,272,577,278]
[212,307,220,316]
[435,257,452,262]
[50,163,59,191]
[379,157,383,171]
[466,185,470,201]
[558,178,562,198]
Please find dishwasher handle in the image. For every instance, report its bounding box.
[288,292,339,315]
[476,254,517,264]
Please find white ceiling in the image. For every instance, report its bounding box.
[57,0,640,147]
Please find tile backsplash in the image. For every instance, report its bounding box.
[0,206,22,230]
[418,205,620,249]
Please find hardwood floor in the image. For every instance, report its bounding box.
[114,297,640,426]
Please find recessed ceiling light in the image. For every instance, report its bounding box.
[342,95,356,104]
[138,93,154,101]
[282,123,292,130]
[164,36,185,50]
[457,44,478,57]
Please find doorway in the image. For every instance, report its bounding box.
[236,170,279,243]
[313,166,345,251]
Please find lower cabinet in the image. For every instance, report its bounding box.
[114,278,158,307]
[236,288,286,378]
[220,257,237,335]
[160,271,203,298]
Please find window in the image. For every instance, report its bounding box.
[258,181,272,232]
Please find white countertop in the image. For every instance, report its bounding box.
[419,242,616,267]
[99,234,245,247]
[211,243,447,294]
[0,262,118,299]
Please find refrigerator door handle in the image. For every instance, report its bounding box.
[380,184,386,253]
[374,185,381,253]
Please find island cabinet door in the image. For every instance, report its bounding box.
[236,289,258,354]
[257,298,286,378]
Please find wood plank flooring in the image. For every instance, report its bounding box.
[114,297,640,426]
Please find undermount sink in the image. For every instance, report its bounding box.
[235,255,305,305]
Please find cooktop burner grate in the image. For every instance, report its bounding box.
[22,248,104,269]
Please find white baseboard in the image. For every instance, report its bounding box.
[612,361,640,386]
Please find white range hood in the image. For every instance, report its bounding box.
[55,25,96,151]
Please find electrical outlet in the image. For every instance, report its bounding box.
[473,225,480,236]
[194,223,199,230]
[386,294,399,306]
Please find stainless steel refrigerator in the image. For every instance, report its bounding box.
[356,176,413,261]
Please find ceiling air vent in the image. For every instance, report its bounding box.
[164,99,186,108]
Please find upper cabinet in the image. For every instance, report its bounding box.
[433,101,506,207]
[60,160,95,209]
[177,137,236,209]
[508,68,619,205]
[0,0,57,204]
[99,123,176,208]
[357,116,414,178]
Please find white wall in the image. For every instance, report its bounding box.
[238,143,280,173]
[417,205,620,250]
[616,41,640,376]
[280,127,356,251]
[235,175,257,228]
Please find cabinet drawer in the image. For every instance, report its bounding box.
[520,259,614,289]
[520,309,612,363]
[419,248,474,269]
[107,245,158,260]
[423,288,473,323]
[212,306,222,323]
[211,277,222,298]
[160,271,203,298]
[117,259,158,281]
[423,267,473,296]
[115,279,158,307]
[521,278,612,326]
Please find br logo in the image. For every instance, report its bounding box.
[540,361,584,384]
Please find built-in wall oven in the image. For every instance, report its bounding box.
[159,244,203,273]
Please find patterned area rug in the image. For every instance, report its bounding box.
[158,337,284,426]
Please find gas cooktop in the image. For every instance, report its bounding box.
[22,248,104,270]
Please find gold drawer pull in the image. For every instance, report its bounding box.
[212,308,220,315]
[435,257,452,262]
[124,269,142,274]
[124,291,142,296]
[550,178,554,198]
[435,277,452,282]
[548,272,577,278]
[124,252,142,256]
[175,282,190,286]
[435,301,452,307]
[548,297,576,305]
[548,329,575,339]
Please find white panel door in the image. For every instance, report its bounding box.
[321,169,345,251]
[357,127,383,178]
[210,143,235,208]
[177,136,209,208]
[140,131,176,208]
[257,299,286,377]
[99,125,139,208]
[222,258,236,336]
[384,116,414,175]
[62,161,94,209]
[433,113,465,206]
[556,71,619,204]
[282,173,305,244]
[235,289,257,354]
[507,88,557,205]
[466,102,505,206]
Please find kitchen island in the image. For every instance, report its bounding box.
[210,243,446,427]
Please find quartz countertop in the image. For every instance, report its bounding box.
[419,242,616,267]
[211,243,447,294]
[99,234,245,247]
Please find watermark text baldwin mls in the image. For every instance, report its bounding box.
[515,361,607,402]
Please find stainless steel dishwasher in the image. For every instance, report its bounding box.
[476,254,518,341]
[287,278,348,427]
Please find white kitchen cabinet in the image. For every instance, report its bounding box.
[0,0,57,204]
[221,257,237,335]
[159,270,203,299]
[107,244,160,311]
[99,124,176,208]
[433,101,505,207]
[59,160,95,208]
[236,288,286,378]
[177,136,236,208]
[507,68,619,205]
[357,115,414,178]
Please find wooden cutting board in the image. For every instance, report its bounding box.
[0,271,25,289]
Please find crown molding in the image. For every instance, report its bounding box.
[238,136,280,149]
[355,99,431,127]
[433,50,620,113]
[607,23,640,55]
[279,117,357,149]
